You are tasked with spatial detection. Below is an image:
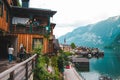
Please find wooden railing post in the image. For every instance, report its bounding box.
[26,62,28,80]
[32,59,34,70]
[9,71,14,80]
[33,55,37,69]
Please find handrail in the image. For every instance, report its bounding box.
[72,67,85,80]
[0,54,37,79]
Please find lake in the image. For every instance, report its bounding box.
[79,48,120,80]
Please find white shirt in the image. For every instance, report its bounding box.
[8,48,14,54]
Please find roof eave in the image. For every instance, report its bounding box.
[11,6,57,17]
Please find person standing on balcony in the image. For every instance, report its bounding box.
[8,45,14,63]
[26,20,31,27]
[33,18,39,31]
[33,18,39,27]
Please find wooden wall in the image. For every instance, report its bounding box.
[48,40,53,53]
[0,2,9,32]
[7,0,13,5]
[16,33,49,54]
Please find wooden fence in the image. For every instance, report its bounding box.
[0,54,37,80]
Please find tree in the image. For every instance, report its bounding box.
[70,42,76,49]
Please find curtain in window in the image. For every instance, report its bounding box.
[12,17,29,24]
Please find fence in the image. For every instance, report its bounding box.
[0,54,37,80]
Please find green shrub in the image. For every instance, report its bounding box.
[64,51,72,56]
[33,44,63,80]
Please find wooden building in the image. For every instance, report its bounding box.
[0,0,57,59]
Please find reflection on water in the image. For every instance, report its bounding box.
[79,48,120,80]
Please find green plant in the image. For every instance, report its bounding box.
[51,56,63,80]
[57,56,64,73]
[33,43,63,80]
[64,51,72,56]
[33,43,42,55]
[71,42,76,49]
[33,44,48,80]
[44,56,50,68]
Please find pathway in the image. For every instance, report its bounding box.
[0,60,17,73]
[64,65,84,80]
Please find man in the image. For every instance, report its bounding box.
[8,45,14,63]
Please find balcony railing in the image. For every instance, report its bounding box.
[0,54,37,80]
[11,24,48,34]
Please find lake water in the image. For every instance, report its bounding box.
[79,48,120,80]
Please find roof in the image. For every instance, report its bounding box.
[11,6,57,17]
[3,0,57,17]
[72,58,89,62]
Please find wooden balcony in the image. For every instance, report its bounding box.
[11,24,48,35]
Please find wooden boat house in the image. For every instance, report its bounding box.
[0,0,57,59]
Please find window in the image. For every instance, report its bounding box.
[32,38,43,49]
[0,1,3,17]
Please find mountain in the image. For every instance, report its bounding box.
[58,16,120,48]
[105,33,120,49]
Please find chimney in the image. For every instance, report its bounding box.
[22,0,29,8]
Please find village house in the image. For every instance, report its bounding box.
[60,44,73,52]
[0,0,57,59]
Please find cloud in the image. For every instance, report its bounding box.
[53,21,90,38]
[53,24,75,38]
[29,0,120,38]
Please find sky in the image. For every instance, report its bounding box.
[27,0,120,38]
